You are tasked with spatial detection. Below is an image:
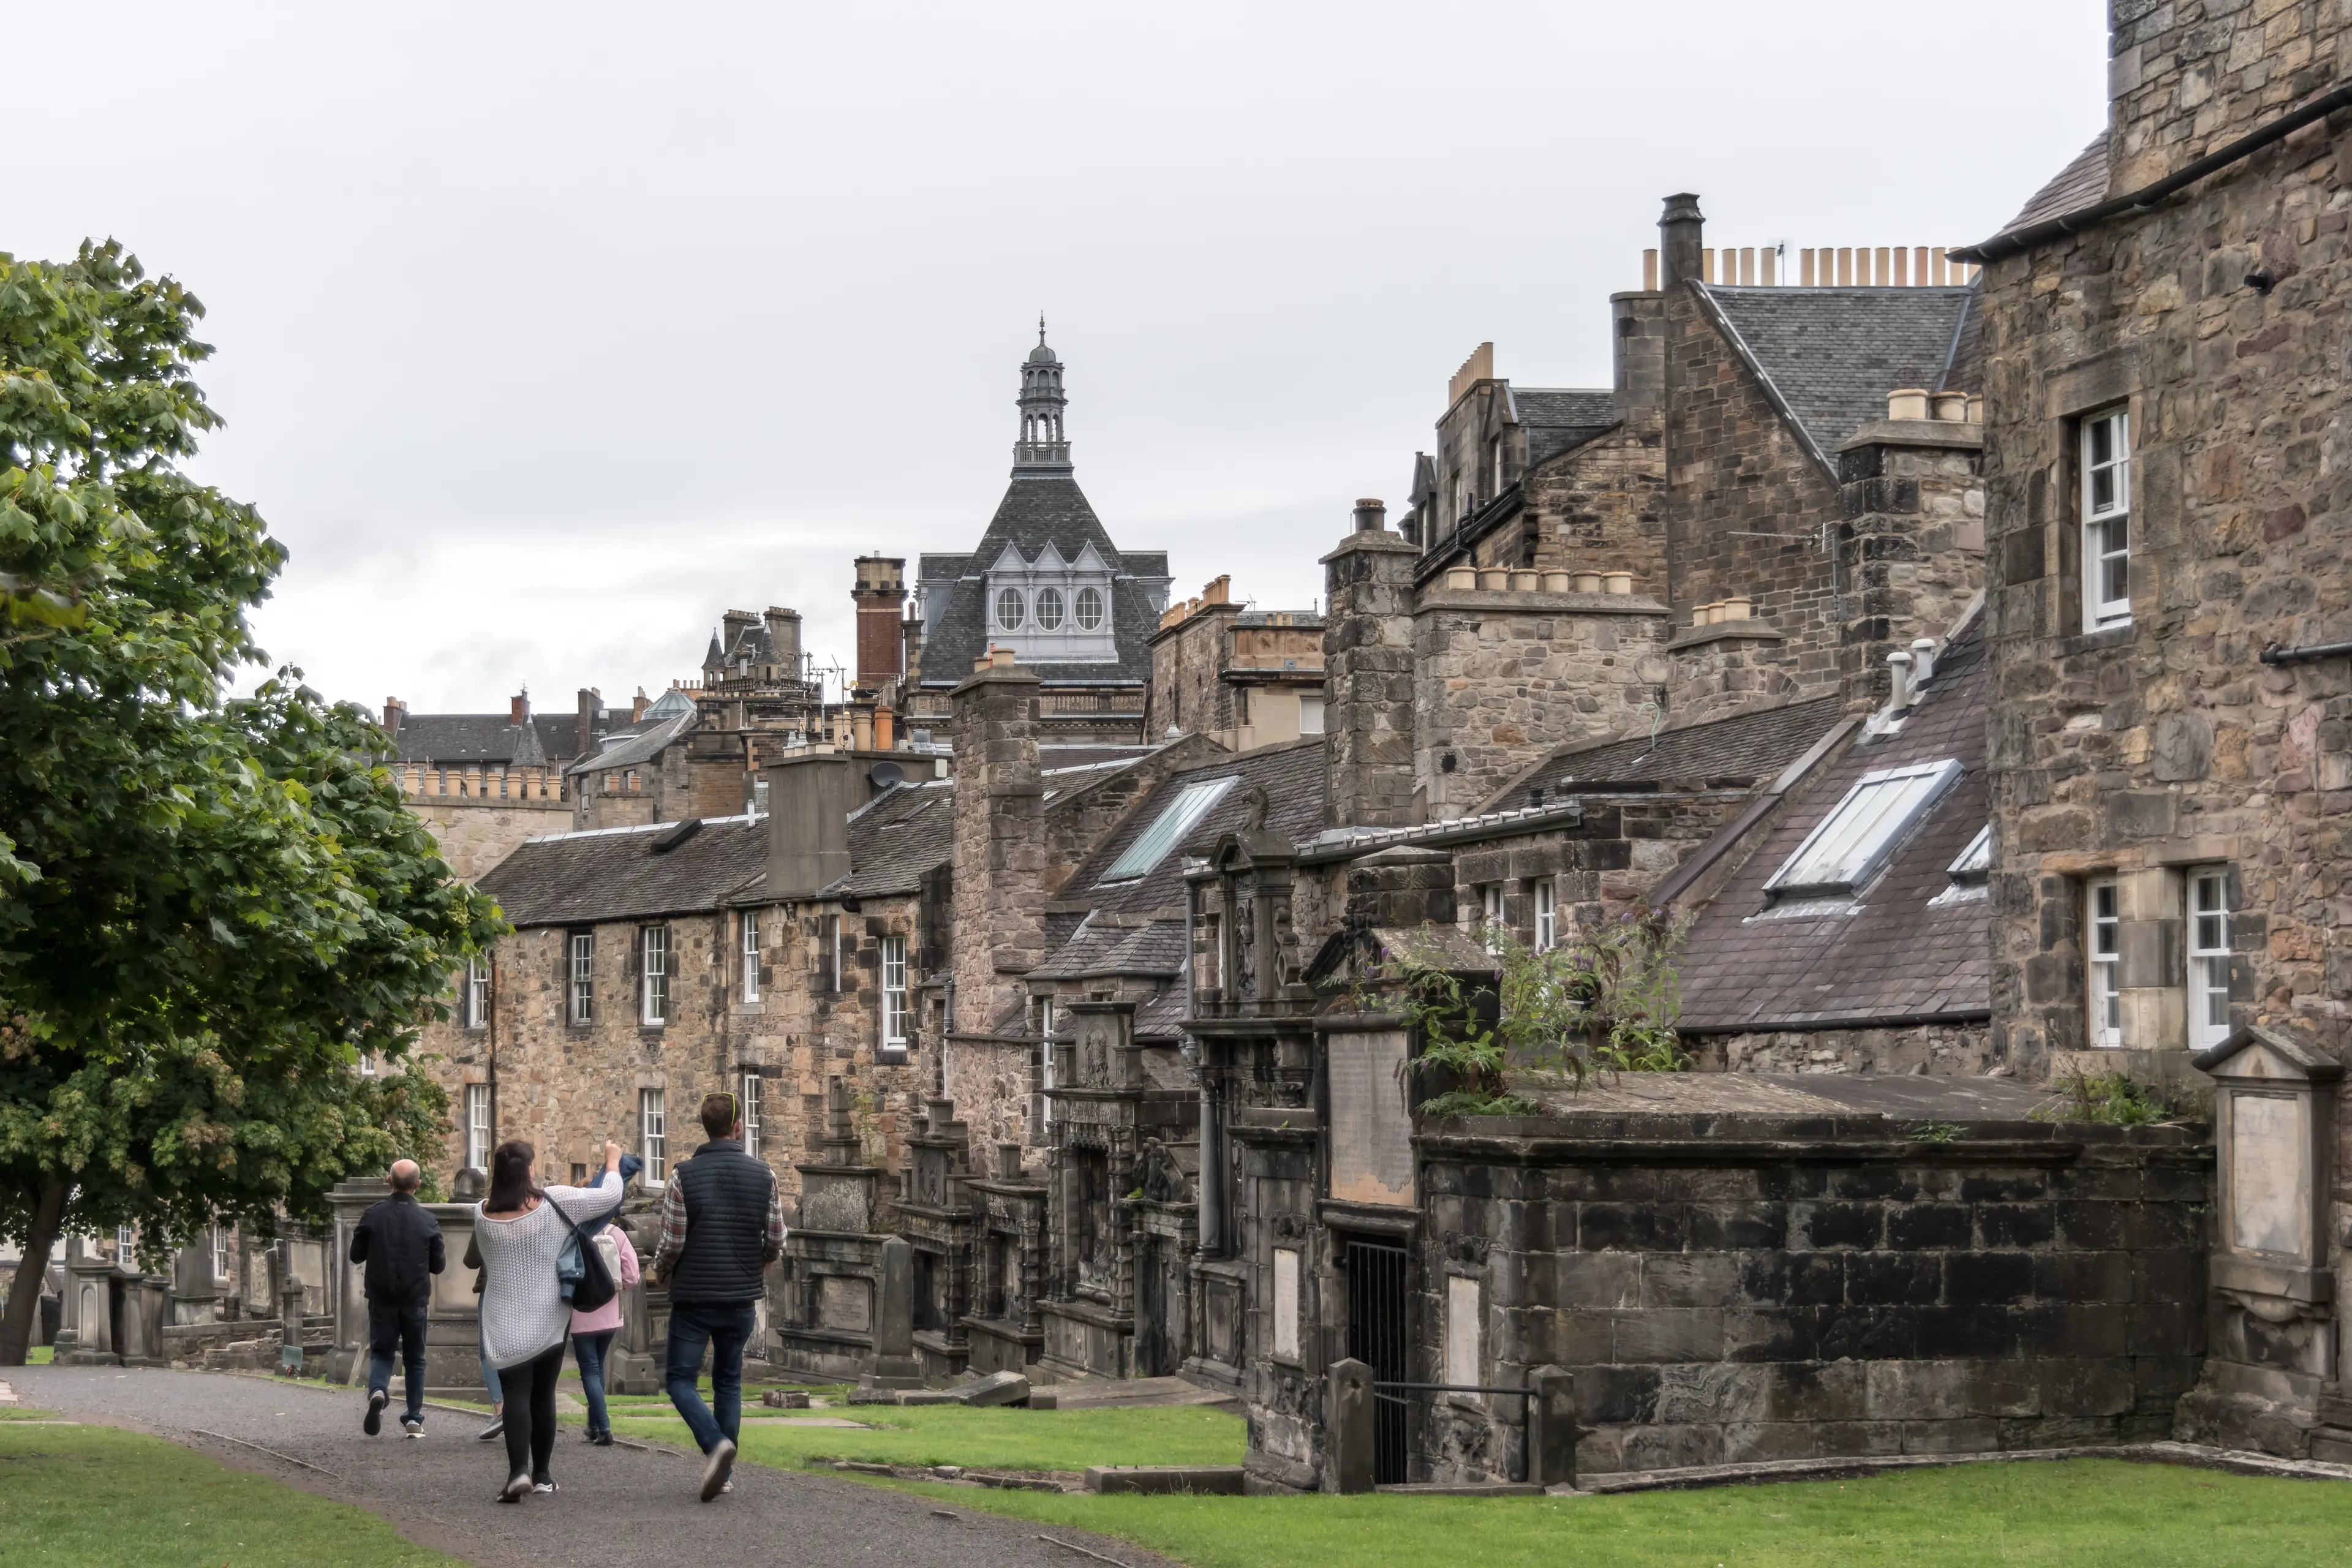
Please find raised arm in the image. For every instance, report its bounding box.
[547,1140,627,1223]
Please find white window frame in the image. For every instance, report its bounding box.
[211,1225,232,1283]
[1073,584,1106,631]
[1297,692,1325,735]
[640,925,669,1026]
[568,931,595,1025]
[2081,406,2132,632]
[2188,867,2231,1052]
[1034,585,1066,630]
[639,1088,668,1185]
[1479,883,1506,952]
[464,954,491,1030]
[829,914,843,992]
[880,933,910,1055]
[741,1071,763,1160]
[1533,878,1557,952]
[1766,758,1964,899]
[995,586,1026,631]
[357,1050,379,1077]
[464,1082,491,1170]
[2087,876,2122,1049]
[741,911,761,1004]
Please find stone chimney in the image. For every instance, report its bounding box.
[1833,397,1987,714]
[383,696,407,731]
[765,750,856,897]
[902,601,926,690]
[853,557,907,690]
[764,606,802,674]
[575,688,600,757]
[1321,499,1419,830]
[509,689,529,726]
[630,687,649,723]
[1659,192,1704,288]
[1611,288,1666,426]
[949,649,1047,1041]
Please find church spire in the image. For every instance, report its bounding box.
[1014,319,1071,474]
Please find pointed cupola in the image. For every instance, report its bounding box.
[1014,317,1072,475]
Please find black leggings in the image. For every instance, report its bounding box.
[497,1341,567,1483]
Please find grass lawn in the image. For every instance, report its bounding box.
[808,1458,2352,1567]
[0,1416,460,1567]
[608,1400,1246,1473]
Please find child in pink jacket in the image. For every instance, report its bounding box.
[569,1219,641,1444]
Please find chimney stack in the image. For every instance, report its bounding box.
[764,750,857,897]
[1659,193,1705,288]
[1352,498,1387,534]
[631,687,648,723]
[576,688,600,757]
[764,606,803,674]
[852,557,908,690]
[510,690,530,725]
[949,652,1047,1060]
[383,697,407,730]
[1321,499,1421,830]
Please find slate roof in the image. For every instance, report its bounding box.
[1512,387,1618,466]
[839,782,956,899]
[1999,136,2110,233]
[1701,285,1977,461]
[564,708,697,778]
[1488,695,1845,812]
[916,472,1170,688]
[477,815,769,928]
[1028,739,1327,984]
[386,712,586,767]
[1673,614,1990,1033]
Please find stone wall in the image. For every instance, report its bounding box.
[1410,591,1671,820]
[1709,1022,1998,1077]
[1663,282,1844,722]
[1413,1117,2207,1480]
[1975,66,2352,1082]
[1449,797,1735,940]
[1147,598,1241,743]
[1834,425,1988,712]
[404,797,571,883]
[2106,0,2350,194]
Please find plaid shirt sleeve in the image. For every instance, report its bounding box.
[647,1177,688,1283]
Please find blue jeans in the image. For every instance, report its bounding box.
[366,1297,429,1425]
[665,1301,757,1455]
[572,1329,617,1434]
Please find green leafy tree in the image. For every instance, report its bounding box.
[0,242,501,1363]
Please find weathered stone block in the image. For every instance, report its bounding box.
[1845,1253,1941,1306]
[1614,1310,1726,1364]
[2040,1358,2136,1419]
[1865,1359,1969,1421]
[1640,1254,1742,1309]
[1553,1251,1642,1310]
[1902,1417,2001,1455]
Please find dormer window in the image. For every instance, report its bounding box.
[995,587,1026,630]
[1074,586,1105,631]
[984,540,1117,663]
[1766,759,1962,902]
[1035,587,1066,630]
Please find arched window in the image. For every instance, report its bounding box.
[995,587,1026,630]
[1074,585,1106,631]
[1035,586,1066,630]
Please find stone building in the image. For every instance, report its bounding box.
[381,690,586,880]
[908,329,1173,745]
[1144,574,1327,750]
[1953,0,2352,1460]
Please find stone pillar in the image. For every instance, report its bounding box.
[1321,511,1420,831]
[61,1244,116,1365]
[863,1236,923,1390]
[1325,1356,1376,1494]
[171,1243,220,1327]
[1526,1365,1577,1490]
[949,651,1047,1043]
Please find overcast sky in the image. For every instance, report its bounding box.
[18,2,2108,715]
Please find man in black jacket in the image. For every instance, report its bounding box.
[350,1159,445,1438]
[648,1092,783,1501]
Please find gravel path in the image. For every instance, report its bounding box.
[13,1365,1169,1568]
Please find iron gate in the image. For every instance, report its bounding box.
[1344,1238,1411,1485]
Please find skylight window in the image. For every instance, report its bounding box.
[1948,824,1991,882]
[1765,759,1962,899]
[1100,776,1238,883]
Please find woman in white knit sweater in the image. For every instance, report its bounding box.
[475,1137,623,1501]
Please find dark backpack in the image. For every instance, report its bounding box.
[550,1195,619,1314]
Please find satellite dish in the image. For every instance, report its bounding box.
[867,761,905,791]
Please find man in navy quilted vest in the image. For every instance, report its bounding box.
[647,1091,784,1502]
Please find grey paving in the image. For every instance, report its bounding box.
[13,1365,1170,1568]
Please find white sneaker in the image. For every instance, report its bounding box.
[401,1419,423,1439]
[721,1480,734,1494]
[699,1438,736,1502]
[533,1480,558,1494]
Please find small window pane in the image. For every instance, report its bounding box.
[1074,586,1106,631]
[1766,760,1963,897]
[2087,878,2122,1047]
[641,1088,667,1183]
[995,587,1025,630]
[2189,869,2231,1050]
[1035,587,1065,630]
